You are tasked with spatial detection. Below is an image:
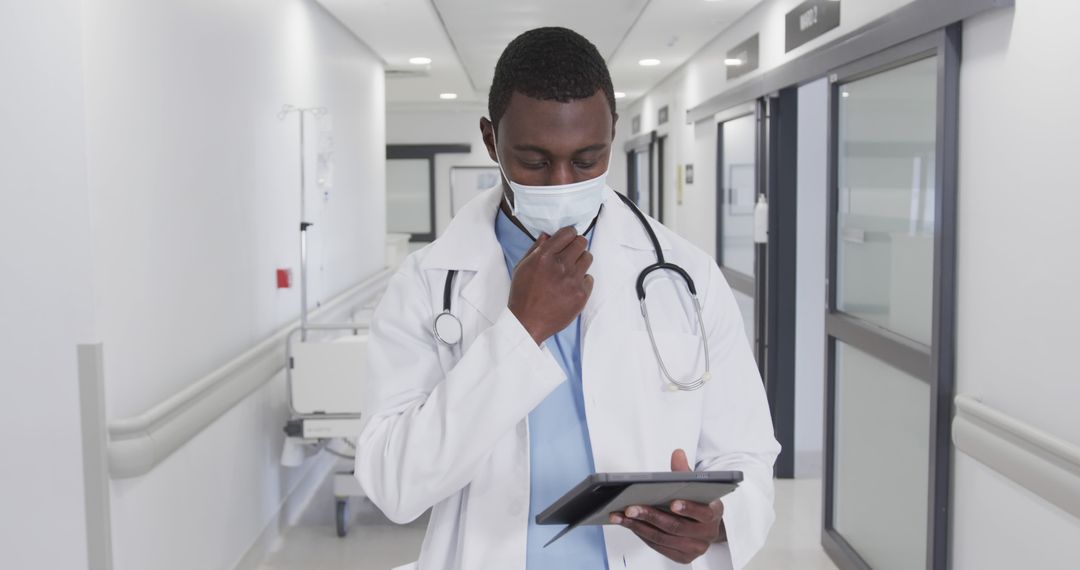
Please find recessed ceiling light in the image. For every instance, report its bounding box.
[614,92,626,99]
[439,93,458,100]
[724,58,744,66]
[638,58,661,67]
[841,91,850,98]
[409,57,432,65]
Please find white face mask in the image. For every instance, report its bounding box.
[493,137,609,237]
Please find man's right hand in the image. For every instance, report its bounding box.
[508,226,594,345]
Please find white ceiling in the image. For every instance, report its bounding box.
[318,0,765,109]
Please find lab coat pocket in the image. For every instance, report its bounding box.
[625,330,706,458]
[630,330,708,394]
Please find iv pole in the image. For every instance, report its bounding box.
[279,104,328,341]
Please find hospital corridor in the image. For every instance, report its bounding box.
[3,1,1079,569]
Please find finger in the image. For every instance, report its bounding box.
[582,274,595,297]
[574,250,593,274]
[633,534,696,565]
[521,233,549,259]
[669,500,719,524]
[529,233,550,250]
[619,517,709,557]
[540,226,578,254]
[624,505,711,540]
[556,235,588,265]
[606,517,689,564]
[671,448,691,472]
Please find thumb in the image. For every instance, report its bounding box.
[670,448,691,472]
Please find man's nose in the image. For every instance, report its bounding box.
[550,162,575,186]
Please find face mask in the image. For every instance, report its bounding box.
[493,136,609,237]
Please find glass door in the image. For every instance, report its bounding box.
[625,131,656,217]
[716,107,761,361]
[823,28,959,570]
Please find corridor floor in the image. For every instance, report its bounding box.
[257,474,837,570]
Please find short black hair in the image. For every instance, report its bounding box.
[488,27,616,131]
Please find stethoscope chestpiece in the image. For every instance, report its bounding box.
[433,311,463,345]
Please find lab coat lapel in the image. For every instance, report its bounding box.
[581,201,636,331]
[419,186,509,326]
[582,188,663,333]
[460,238,511,326]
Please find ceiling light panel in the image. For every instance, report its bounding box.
[316,0,474,103]
[607,0,765,101]
[430,0,651,93]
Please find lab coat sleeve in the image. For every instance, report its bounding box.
[694,262,781,570]
[353,258,567,524]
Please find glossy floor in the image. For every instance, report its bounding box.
[257,475,837,569]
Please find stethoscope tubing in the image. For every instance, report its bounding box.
[433,192,712,391]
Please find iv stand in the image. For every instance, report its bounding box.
[279,104,328,341]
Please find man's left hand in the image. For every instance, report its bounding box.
[608,449,727,564]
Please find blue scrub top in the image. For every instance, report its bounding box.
[494,209,609,570]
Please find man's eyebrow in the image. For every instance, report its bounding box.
[510,143,609,155]
[510,144,552,155]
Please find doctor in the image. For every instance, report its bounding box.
[355,27,779,569]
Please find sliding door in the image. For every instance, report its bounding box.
[716,107,761,359]
[823,27,959,570]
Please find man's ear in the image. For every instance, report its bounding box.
[480,117,498,163]
[611,112,619,140]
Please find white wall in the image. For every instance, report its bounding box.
[0,2,96,568]
[953,5,1080,568]
[12,1,387,569]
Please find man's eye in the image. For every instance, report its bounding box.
[574,161,598,169]
[522,161,547,169]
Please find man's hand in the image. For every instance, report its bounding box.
[609,449,727,564]
[508,226,594,345]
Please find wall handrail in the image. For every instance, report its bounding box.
[107,268,393,478]
[953,394,1080,520]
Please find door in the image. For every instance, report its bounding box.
[625,131,656,217]
[823,28,959,570]
[716,107,761,362]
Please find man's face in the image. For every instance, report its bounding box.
[481,90,617,190]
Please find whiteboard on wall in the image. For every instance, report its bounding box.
[450,166,500,218]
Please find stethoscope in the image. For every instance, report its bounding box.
[432,192,711,391]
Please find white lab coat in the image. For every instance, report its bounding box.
[354,186,780,570]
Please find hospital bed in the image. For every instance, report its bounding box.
[282,320,373,537]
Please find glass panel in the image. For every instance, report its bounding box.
[833,342,929,569]
[721,114,756,276]
[635,148,651,215]
[836,57,937,344]
[387,158,432,234]
[449,167,500,218]
[732,289,755,353]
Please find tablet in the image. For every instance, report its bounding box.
[535,471,742,547]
